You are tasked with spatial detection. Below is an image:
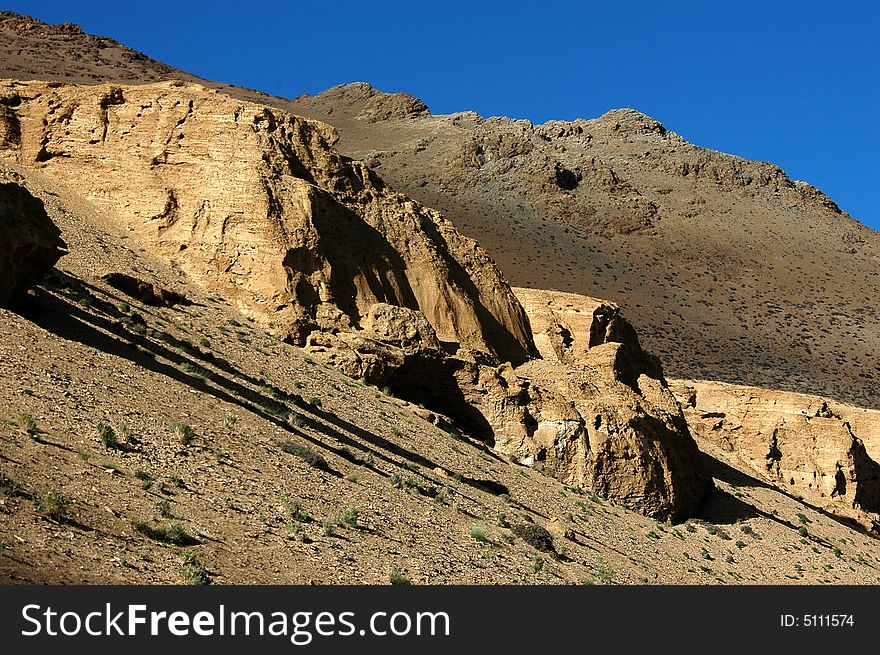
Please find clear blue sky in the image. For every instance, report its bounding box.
[8,1,879,229]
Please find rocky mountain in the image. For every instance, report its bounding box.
[1,12,879,584]
[290,84,880,410]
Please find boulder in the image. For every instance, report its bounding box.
[0,181,66,306]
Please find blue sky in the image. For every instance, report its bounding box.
[8,1,879,229]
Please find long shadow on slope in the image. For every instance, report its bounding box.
[699,450,876,542]
[17,283,502,503]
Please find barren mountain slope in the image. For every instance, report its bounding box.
[3,11,876,408]
[290,85,880,409]
[3,169,880,585]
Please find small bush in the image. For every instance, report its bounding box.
[97,421,124,450]
[512,523,554,553]
[340,507,359,528]
[117,301,130,314]
[389,566,411,585]
[307,397,322,408]
[157,499,173,519]
[178,551,210,585]
[278,440,329,471]
[133,520,198,546]
[798,526,809,538]
[532,556,544,573]
[735,540,747,549]
[469,524,490,543]
[12,412,37,435]
[281,496,310,523]
[135,470,155,490]
[35,490,72,521]
[173,422,195,446]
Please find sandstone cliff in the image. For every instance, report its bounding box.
[307,291,711,521]
[0,79,535,364]
[670,380,880,522]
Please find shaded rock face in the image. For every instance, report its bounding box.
[671,380,880,518]
[307,295,711,522]
[0,80,535,365]
[0,181,65,305]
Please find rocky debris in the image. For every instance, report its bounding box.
[0,79,536,365]
[0,181,66,305]
[101,272,190,307]
[671,380,880,520]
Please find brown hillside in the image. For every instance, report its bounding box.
[290,85,880,409]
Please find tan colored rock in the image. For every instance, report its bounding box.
[0,79,536,364]
[0,180,65,305]
[670,380,880,518]
[307,295,710,521]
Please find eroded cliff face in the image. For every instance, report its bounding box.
[0,79,536,364]
[306,291,712,522]
[670,380,880,521]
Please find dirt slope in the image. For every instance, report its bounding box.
[2,167,880,584]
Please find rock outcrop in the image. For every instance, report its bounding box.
[307,291,711,521]
[0,79,535,364]
[671,380,880,519]
[0,180,65,305]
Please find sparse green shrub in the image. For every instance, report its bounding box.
[11,412,37,435]
[170,475,185,488]
[647,531,661,540]
[701,547,713,561]
[512,523,554,553]
[287,412,306,428]
[178,550,210,585]
[224,415,237,428]
[0,474,22,497]
[173,422,195,446]
[35,490,71,521]
[307,397,322,408]
[532,556,544,573]
[157,499,173,519]
[389,566,411,585]
[198,338,211,349]
[340,507,359,528]
[469,524,490,543]
[726,554,736,564]
[97,421,125,450]
[277,440,329,471]
[133,520,198,545]
[735,540,747,549]
[117,301,130,314]
[281,496,310,523]
[798,526,809,538]
[135,470,155,490]
[796,512,810,525]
